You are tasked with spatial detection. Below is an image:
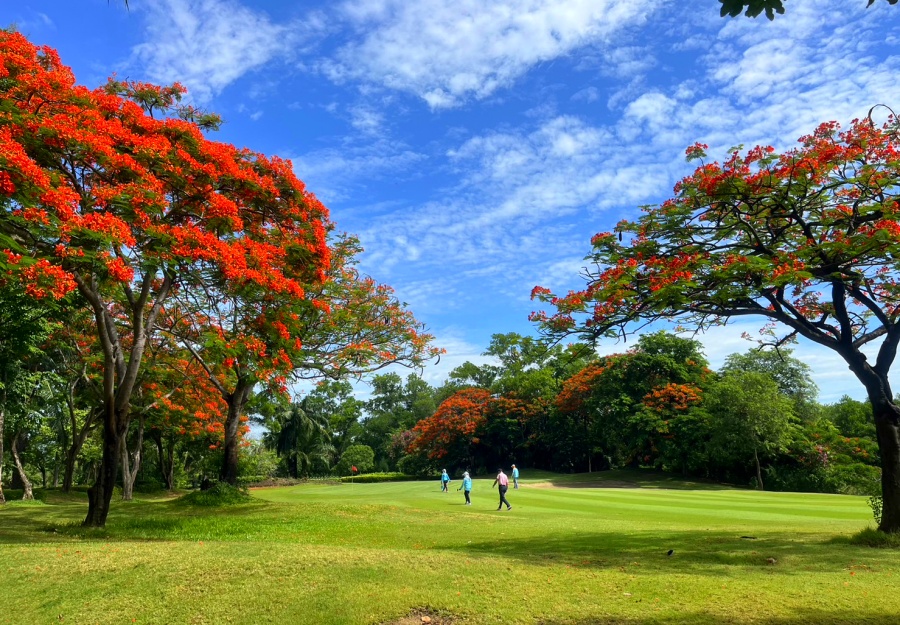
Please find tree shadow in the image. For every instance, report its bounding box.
[0,495,270,543]
[535,608,900,625]
[534,469,739,491]
[448,528,896,575]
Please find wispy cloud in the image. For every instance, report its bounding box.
[11,10,56,35]
[131,0,304,101]
[324,0,663,108]
[291,141,427,205]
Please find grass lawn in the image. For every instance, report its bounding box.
[0,470,896,624]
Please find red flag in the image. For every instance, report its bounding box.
[351,465,358,473]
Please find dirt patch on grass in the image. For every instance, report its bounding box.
[382,607,458,624]
[529,479,638,489]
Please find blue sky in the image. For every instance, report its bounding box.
[6,0,900,402]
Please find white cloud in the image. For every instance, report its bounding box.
[348,105,385,135]
[325,0,663,107]
[131,0,297,101]
[15,10,56,33]
[571,86,600,103]
[415,331,499,389]
[290,142,426,204]
[676,322,892,404]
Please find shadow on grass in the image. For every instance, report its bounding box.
[449,528,896,575]
[536,608,900,624]
[533,469,738,491]
[0,494,270,543]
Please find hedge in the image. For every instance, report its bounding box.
[339,472,420,483]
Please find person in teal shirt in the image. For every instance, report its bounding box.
[458,471,472,505]
[511,464,519,489]
[440,469,450,492]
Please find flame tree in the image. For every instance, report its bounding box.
[163,233,442,484]
[407,388,492,468]
[532,117,900,533]
[0,32,331,526]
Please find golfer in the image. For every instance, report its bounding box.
[511,464,519,489]
[492,468,512,511]
[458,471,472,505]
[440,469,450,492]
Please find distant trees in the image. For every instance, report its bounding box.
[555,333,711,472]
[720,350,819,422]
[706,371,796,490]
[359,372,437,470]
[0,283,56,502]
[265,401,332,479]
[407,388,491,469]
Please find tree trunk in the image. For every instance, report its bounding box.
[121,418,144,501]
[219,381,253,486]
[0,406,5,504]
[843,350,900,534]
[873,402,900,533]
[11,432,34,501]
[754,449,764,491]
[62,444,79,493]
[63,408,98,493]
[120,443,132,500]
[220,398,242,485]
[154,431,176,491]
[83,404,126,527]
[76,271,173,527]
[288,453,298,479]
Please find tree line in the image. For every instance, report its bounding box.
[5,327,881,514]
[367,332,879,499]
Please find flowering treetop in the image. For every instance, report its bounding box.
[0,30,331,307]
[532,118,900,369]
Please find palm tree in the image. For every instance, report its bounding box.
[265,401,333,478]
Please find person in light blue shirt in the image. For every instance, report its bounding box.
[458,471,473,505]
[440,469,450,492]
[511,464,520,489]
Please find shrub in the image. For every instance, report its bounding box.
[241,477,328,487]
[869,495,883,526]
[177,482,254,506]
[134,477,167,494]
[339,472,420,483]
[849,526,900,548]
[236,475,268,487]
[763,465,826,493]
[238,441,279,479]
[397,453,437,477]
[764,462,880,496]
[2,488,48,502]
[335,444,375,476]
[824,463,881,496]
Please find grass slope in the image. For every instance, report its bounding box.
[0,472,895,624]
